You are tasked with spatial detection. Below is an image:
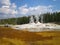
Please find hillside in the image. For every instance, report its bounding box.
[0,26,60,45]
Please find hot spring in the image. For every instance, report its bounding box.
[11,15,60,32]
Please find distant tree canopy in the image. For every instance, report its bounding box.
[0,12,60,24]
[43,12,60,23]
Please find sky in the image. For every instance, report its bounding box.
[0,0,60,19]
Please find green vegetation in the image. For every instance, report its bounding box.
[43,12,60,23]
[0,12,60,24]
[0,27,60,45]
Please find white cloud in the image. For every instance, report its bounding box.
[0,0,54,19]
[20,4,27,8]
[0,7,10,14]
[19,4,53,15]
[2,5,10,8]
[11,3,17,9]
[0,0,11,6]
[19,4,28,15]
[0,0,17,18]
[0,5,17,15]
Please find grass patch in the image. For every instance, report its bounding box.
[0,26,60,45]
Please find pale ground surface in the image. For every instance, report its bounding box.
[11,22,60,32]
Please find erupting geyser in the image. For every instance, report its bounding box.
[35,15,40,23]
[12,15,60,32]
[29,16,35,24]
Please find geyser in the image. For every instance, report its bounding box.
[29,16,35,24]
[35,15,40,23]
[11,15,60,32]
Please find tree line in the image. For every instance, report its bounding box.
[0,12,60,24]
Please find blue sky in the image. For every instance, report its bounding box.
[0,0,60,19]
[10,0,60,10]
